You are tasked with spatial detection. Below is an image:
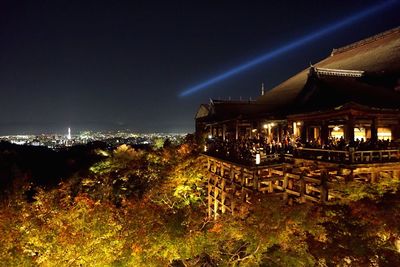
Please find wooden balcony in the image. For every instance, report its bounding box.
[202,153,400,219]
[295,148,400,164]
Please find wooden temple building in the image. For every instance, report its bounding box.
[195,27,400,219]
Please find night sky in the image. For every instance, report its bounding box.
[0,1,399,134]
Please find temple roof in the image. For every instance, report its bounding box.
[196,27,400,124]
[256,26,400,113]
[294,72,400,112]
[196,99,264,122]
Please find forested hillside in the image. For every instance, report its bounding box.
[1,138,400,266]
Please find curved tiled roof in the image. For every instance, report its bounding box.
[203,99,265,122]
[256,27,400,113]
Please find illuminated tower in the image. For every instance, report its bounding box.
[67,127,71,140]
[261,82,265,96]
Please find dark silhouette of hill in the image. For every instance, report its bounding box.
[0,141,107,196]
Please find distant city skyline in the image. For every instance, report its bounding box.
[0,122,191,135]
[0,1,399,134]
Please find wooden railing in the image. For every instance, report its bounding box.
[353,150,400,163]
[205,147,400,166]
[295,148,400,164]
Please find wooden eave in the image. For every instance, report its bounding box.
[287,104,400,122]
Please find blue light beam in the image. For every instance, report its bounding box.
[179,0,398,97]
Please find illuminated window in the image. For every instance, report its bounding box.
[331,126,344,139]
[354,128,366,140]
[377,128,392,140]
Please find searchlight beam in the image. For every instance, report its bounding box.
[179,0,397,97]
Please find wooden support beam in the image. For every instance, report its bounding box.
[345,115,355,143]
[370,172,378,183]
[286,189,301,197]
[204,155,400,220]
[240,168,245,186]
[320,170,328,203]
[208,177,212,218]
[253,170,259,190]
[371,118,378,143]
[221,179,226,214]
[299,172,306,203]
[283,173,289,202]
[321,121,329,146]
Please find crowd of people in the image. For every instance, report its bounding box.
[205,135,398,164]
[205,135,295,164]
[303,136,395,151]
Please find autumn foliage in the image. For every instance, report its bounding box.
[1,139,400,266]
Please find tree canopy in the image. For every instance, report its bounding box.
[1,141,400,266]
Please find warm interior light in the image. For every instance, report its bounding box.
[255,153,261,165]
[354,127,366,140]
[377,128,392,140]
[331,126,344,139]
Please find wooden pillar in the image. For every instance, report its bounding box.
[392,119,400,140]
[268,181,274,193]
[321,121,329,146]
[221,179,226,214]
[229,166,234,181]
[270,125,275,141]
[208,176,212,218]
[371,118,378,143]
[320,170,328,203]
[301,123,307,143]
[345,115,355,143]
[288,178,294,205]
[278,124,283,143]
[240,187,245,203]
[253,170,259,190]
[299,172,306,203]
[283,173,289,202]
[240,168,245,186]
[314,127,320,142]
[231,186,236,216]
[370,172,378,183]
[213,175,219,220]
[292,122,297,137]
[346,169,354,182]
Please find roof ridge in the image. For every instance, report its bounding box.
[212,99,257,103]
[313,67,365,78]
[331,26,400,56]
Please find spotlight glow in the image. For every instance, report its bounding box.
[179,0,397,97]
